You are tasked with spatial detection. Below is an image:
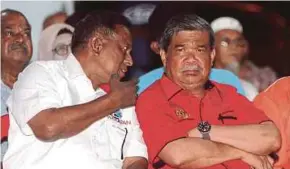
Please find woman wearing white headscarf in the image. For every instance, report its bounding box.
[38,23,74,61]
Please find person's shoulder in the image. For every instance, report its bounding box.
[15,60,64,87]
[265,76,290,92]
[137,79,164,107]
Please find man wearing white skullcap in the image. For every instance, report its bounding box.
[211,16,258,101]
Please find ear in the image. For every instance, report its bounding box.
[210,48,216,67]
[150,41,160,54]
[159,49,167,67]
[90,35,104,55]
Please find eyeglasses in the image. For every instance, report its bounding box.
[52,43,71,57]
[220,37,247,48]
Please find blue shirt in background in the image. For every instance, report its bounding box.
[138,67,245,95]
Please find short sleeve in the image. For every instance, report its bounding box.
[123,107,148,159]
[8,63,62,136]
[136,101,188,164]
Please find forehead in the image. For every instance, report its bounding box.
[2,12,30,28]
[215,29,242,39]
[114,25,132,45]
[171,30,210,45]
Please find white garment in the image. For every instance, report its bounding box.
[4,54,148,169]
[240,79,258,101]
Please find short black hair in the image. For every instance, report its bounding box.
[71,10,131,54]
[159,14,215,51]
[65,11,88,28]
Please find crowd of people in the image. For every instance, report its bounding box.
[1,3,289,169]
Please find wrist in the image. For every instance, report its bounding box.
[107,92,121,108]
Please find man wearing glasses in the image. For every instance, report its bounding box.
[211,17,258,101]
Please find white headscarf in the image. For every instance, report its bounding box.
[37,23,74,61]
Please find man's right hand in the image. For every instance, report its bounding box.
[241,152,273,169]
[109,73,138,108]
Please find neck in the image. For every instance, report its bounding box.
[189,87,206,98]
[76,54,103,90]
[181,83,206,98]
[1,61,26,89]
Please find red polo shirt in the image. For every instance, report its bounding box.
[136,75,270,169]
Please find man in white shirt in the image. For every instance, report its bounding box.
[4,10,148,169]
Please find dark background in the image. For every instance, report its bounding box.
[75,1,290,77]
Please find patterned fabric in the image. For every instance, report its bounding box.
[239,60,278,92]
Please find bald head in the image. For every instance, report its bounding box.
[43,12,68,30]
[1,9,32,67]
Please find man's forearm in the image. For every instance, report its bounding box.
[123,157,148,169]
[159,137,244,169]
[29,93,119,141]
[189,122,281,155]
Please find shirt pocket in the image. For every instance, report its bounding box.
[217,110,239,125]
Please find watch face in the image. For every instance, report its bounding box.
[198,121,211,133]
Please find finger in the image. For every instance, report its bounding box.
[111,73,121,81]
[129,77,139,84]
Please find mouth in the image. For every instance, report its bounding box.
[182,70,201,76]
[118,67,128,77]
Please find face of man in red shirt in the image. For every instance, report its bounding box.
[159,30,215,92]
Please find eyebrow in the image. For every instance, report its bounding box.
[196,44,208,48]
[174,44,186,48]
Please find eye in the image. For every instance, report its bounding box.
[220,40,229,47]
[5,31,13,37]
[23,30,31,36]
[176,47,184,52]
[197,47,206,53]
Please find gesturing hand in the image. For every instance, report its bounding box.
[109,74,138,108]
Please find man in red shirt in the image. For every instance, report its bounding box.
[136,14,281,169]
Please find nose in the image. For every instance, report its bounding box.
[124,53,133,66]
[185,50,197,63]
[14,33,24,44]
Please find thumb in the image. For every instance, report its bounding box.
[110,73,121,82]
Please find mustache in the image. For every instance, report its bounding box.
[180,64,202,72]
[9,43,27,51]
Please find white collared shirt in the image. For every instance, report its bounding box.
[4,54,148,169]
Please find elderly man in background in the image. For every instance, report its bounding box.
[136,13,281,169]
[38,23,74,61]
[1,9,33,165]
[211,16,259,100]
[3,10,147,169]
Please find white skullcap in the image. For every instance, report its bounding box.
[211,16,243,33]
[123,3,156,25]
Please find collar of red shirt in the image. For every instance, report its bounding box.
[159,74,218,101]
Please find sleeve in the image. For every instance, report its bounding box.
[123,107,148,159]
[8,63,62,136]
[136,100,188,164]
[226,86,270,124]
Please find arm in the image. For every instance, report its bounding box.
[28,93,119,141]
[159,137,244,169]
[13,63,137,142]
[122,157,148,169]
[188,121,281,155]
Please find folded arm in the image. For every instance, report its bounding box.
[188,121,281,155]
[159,137,245,169]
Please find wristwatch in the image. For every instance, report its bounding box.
[197,121,211,140]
